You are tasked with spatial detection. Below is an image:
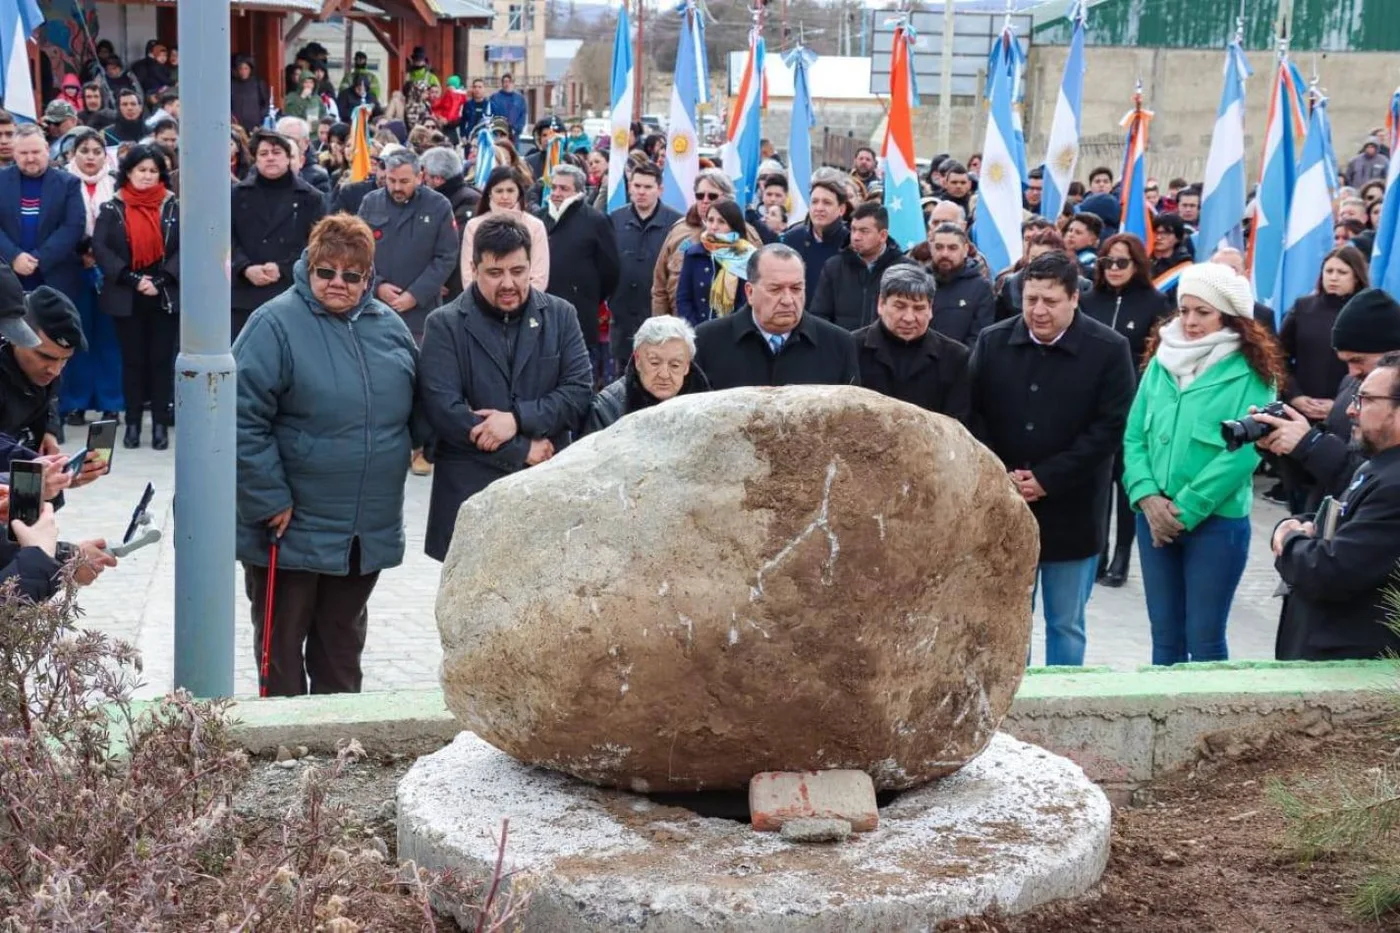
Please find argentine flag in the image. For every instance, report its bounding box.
[784,45,817,226]
[0,0,42,123]
[1278,97,1337,319]
[607,3,634,213]
[1249,59,1308,310]
[1040,0,1085,223]
[1370,88,1400,296]
[882,22,923,252]
[661,0,707,215]
[1197,41,1252,258]
[970,39,1023,277]
[721,30,765,209]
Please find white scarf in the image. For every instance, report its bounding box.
[1153,317,1241,389]
[67,163,115,236]
[547,193,583,222]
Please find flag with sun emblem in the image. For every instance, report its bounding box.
[881,19,923,252]
[970,34,1023,277]
[607,1,634,213]
[1041,0,1085,223]
[661,0,707,214]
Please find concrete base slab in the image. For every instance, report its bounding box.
[397,731,1111,931]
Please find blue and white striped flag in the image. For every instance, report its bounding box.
[607,2,634,213]
[661,0,707,214]
[0,0,42,122]
[784,44,816,226]
[1249,58,1308,311]
[1040,0,1085,222]
[986,24,1028,185]
[1370,88,1400,295]
[970,42,1023,276]
[1278,96,1337,319]
[1197,40,1252,258]
[472,123,495,189]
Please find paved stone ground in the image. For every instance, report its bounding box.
[54,422,1291,699]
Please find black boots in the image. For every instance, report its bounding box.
[123,423,140,449]
[1100,547,1131,587]
[151,424,169,450]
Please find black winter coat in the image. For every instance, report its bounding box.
[332,179,376,217]
[810,243,914,332]
[230,73,271,133]
[540,200,621,346]
[1280,292,1350,403]
[417,288,594,561]
[610,202,683,344]
[780,220,849,309]
[932,259,995,346]
[1279,375,1364,512]
[0,343,58,450]
[579,360,712,437]
[968,312,1135,562]
[694,308,860,390]
[1079,280,1171,372]
[437,174,480,300]
[853,323,970,423]
[1276,446,1400,660]
[91,193,180,318]
[230,172,326,311]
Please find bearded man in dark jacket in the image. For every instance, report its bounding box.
[928,223,995,346]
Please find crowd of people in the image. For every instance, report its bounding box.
[0,39,1396,698]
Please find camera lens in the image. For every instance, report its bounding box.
[1219,415,1274,452]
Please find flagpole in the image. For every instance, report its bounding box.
[937,0,955,155]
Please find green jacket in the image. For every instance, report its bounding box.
[1122,351,1275,532]
[281,91,326,123]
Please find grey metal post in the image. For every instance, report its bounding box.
[173,0,235,698]
[937,2,955,155]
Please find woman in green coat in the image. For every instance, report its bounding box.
[1122,262,1288,665]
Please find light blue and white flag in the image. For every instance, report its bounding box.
[472,123,495,189]
[661,0,707,214]
[1370,88,1400,296]
[1197,40,1252,257]
[986,22,1028,185]
[970,43,1023,276]
[1278,96,1337,319]
[1040,0,1085,222]
[607,2,634,213]
[0,0,41,123]
[784,44,816,226]
[1249,58,1308,310]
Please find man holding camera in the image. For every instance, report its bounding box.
[1272,350,1400,660]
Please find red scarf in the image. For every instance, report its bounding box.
[121,182,167,271]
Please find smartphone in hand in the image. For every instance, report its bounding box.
[87,420,118,475]
[8,460,43,542]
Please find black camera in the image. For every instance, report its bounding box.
[1220,401,1288,451]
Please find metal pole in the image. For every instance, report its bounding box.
[174,0,236,698]
[937,0,955,154]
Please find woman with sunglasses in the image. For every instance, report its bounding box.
[92,144,180,450]
[233,213,422,697]
[1081,233,1171,586]
[651,168,763,316]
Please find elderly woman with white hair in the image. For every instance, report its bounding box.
[1122,262,1287,665]
[579,315,711,436]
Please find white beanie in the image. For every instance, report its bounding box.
[1177,262,1254,319]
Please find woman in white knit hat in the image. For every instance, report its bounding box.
[1121,262,1287,665]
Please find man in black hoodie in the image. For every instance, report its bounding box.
[230,54,270,133]
[810,201,913,331]
[928,223,995,346]
[230,130,326,338]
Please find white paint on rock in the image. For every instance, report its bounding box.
[398,731,1112,932]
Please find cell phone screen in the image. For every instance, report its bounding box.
[8,461,43,542]
[87,419,118,475]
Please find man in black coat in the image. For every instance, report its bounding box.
[273,116,333,204]
[811,201,914,332]
[693,244,860,390]
[854,264,970,423]
[539,164,620,386]
[417,215,593,562]
[929,223,995,346]
[422,145,480,301]
[1273,351,1400,660]
[609,162,681,373]
[231,130,326,338]
[968,251,1135,667]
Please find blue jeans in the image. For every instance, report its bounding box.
[1136,513,1250,665]
[1031,557,1099,666]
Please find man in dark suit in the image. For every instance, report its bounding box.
[540,163,620,386]
[0,125,85,304]
[693,243,859,390]
[1274,351,1400,660]
[968,251,1135,666]
[854,264,970,423]
[417,214,593,562]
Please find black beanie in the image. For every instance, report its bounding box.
[24,286,86,353]
[1332,288,1400,353]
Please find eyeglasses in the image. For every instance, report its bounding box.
[1350,392,1400,410]
[1100,257,1134,271]
[694,191,721,202]
[312,267,367,285]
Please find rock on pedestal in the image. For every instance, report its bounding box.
[437,386,1038,791]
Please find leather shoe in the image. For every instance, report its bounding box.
[64,411,86,427]
[1101,549,1131,588]
[151,424,169,450]
[123,424,141,449]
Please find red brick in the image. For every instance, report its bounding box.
[748,769,879,832]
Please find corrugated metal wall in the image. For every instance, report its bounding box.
[1034,0,1400,52]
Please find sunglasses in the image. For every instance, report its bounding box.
[694,191,721,202]
[312,267,367,285]
[1100,257,1134,271]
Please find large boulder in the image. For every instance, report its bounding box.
[436,386,1038,792]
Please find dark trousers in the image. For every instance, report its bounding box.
[1099,448,1135,569]
[232,307,254,343]
[243,539,381,696]
[113,295,178,427]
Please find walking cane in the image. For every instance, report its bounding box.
[259,529,280,698]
